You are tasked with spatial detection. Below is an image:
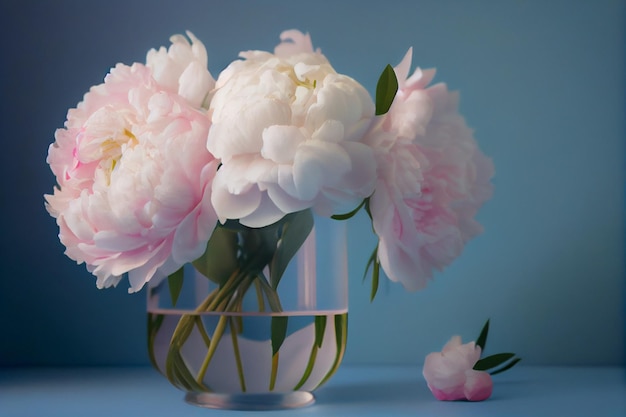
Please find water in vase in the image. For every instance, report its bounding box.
[148,310,347,395]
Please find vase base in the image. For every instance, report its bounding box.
[184,391,315,410]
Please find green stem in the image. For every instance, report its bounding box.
[147,313,164,370]
[230,318,247,392]
[164,246,282,392]
[226,275,254,311]
[269,352,279,391]
[254,279,266,312]
[170,350,208,392]
[196,314,229,384]
[194,316,212,349]
[164,287,220,386]
[205,269,247,311]
[257,273,283,312]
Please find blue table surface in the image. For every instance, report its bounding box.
[1,365,625,417]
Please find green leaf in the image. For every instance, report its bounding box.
[331,199,366,220]
[362,245,378,283]
[293,343,318,391]
[269,210,314,289]
[474,353,516,371]
[192,225,239,285]
[294,316,326,390]
[370,257,380,302]
[314,315,327,349]
[362,245,380,301]
[167,268,184,307]
[316,313,348,388]
[476,319,490,351]
[490,357,521,375]
[271,316,289,356]
[247,224,281,267]
[375,64,399,116]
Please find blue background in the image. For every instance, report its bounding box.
[0,0,623,367]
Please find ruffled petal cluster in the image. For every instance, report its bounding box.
[422,336,493,401]
[146,31,215,109]
[366,48,494,291]
[46,63,218,292]
[207,31,377,227]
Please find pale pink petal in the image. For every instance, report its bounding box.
[394,48,413,89]
[464,370,493,401]
[442,335,463,352]
[292,141,351,200]
[261,125,306,163]
[274,29,315,57]
[170,193,216,266]
[177,61,214,108]
[208,97,292,161]
[146,31,213,109]
[332,141,377,199]
[125,242,172,292]
[211,169,261,222]
[311,120,344,143]
[423,351,466,400]
[244,157,279,184]
[185,31,208,65]
[277,164,299,197]
[239,192,286,228]
[267,184,312,214]
[94,273,123,290]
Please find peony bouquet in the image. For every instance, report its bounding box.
[46,29,493,296]
[45,30,493,405]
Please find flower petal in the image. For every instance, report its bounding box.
[464,370,493,401]
[292,141,350,200]
[262,125,306,163]
[274,29,315,56]
[211,168,262,222]
[239,192,286,228]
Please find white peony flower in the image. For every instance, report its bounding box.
[206,30,377,227]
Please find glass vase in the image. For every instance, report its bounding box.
[146,211,348,410]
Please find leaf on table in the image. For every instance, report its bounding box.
[476,319,490,351]
[474,353,516,371]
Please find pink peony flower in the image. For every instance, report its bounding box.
[422,336,493,401]
[366,48,494,291]
[45,63,219,292]
[206,30,377,227]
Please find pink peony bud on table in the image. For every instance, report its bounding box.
[422,336,493,401]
